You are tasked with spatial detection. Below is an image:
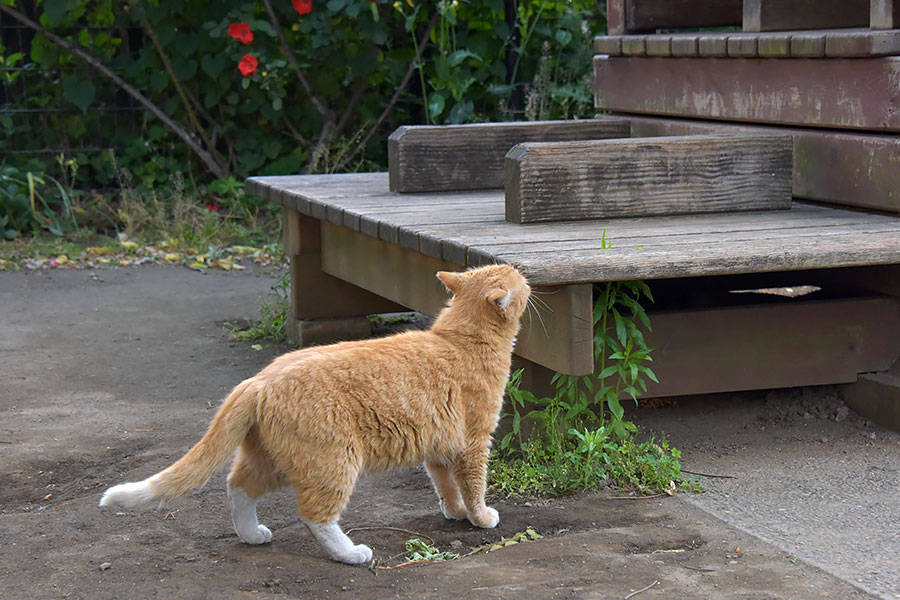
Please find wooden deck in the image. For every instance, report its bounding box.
[246,172,900,287]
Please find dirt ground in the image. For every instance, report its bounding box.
[1,265,896,599]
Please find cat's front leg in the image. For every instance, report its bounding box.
[452,444,499,529]
[425,461,467,520]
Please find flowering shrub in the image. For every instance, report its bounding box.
[1,0,604,193]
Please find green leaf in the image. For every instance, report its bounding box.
[448,48,482,67]
[172,58,197,81]
[447,100,474,124]
[427,92,446,120]
[42,0,76,26]
[62,76,94,113]
[201,54,227,79]
[596,365,616,379]
[554,29,573,46]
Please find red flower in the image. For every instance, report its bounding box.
[238,54,258,77]
[206,202,220,212]
[292,0,312,15]
[228,22,254,45]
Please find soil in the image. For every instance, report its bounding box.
[1,265,895,599]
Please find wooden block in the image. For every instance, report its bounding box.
[871,0,900,29]
[320,222,594,375]
[623,0,742,32]
[504,134,792,224]
[825,29,900,57]
[286,316,372,348]
[790,32,826,56]
[743,0,869,32]
[388,119,631,193]
[645,35,670,57]
[670,35,699,56]
[593,35,623,55]
[621,36,647,56]
[644,296,900,397]
[282,207,321,257]
[698,33,730,56]
[594,56,900,132]
[727,35,758,57]
[620,113,900,213]
[756,32,792,57]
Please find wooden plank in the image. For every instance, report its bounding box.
[756,32,792,57]
[743,0,869,32]
[871,0,900,29]
[620,113,900,213]
[388,119,631,193]
[594,56,900,132]
[621,36,647,56]
[644,296,900,396]
[319,222,594,375]
[496,228,900,286]
[790,32,826,56]
[504,134,792,224]
[670,35,699,57]
[697,33,730,57]
[593,36,622,55]
[645,35,670,57]
[607,0,626,34]
[622,0,742,32]
[727,34,758,57]
[826,29,900,57]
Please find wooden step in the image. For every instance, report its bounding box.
[743,0,869,32]
[387,119,630,193]
[504,134,792,224]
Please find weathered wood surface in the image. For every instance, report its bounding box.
[504,134,792,223]
[871,0,900,29]
[644,296,900,396]
[593,56,900,132]
[606,0,741,34]
[594,29,900,58]
[743,0,869,31]
[246,173,900,287]
[319,221,595,375]
[619,113,900,213]
[387,119,630,193]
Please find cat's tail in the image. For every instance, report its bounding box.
[99,378,259,511]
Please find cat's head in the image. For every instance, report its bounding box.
[435,264,531,328]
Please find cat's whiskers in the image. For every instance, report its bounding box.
[525,295,549,338]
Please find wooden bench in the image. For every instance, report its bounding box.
[246,0,900,426]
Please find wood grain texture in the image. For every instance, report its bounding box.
[619,113,900,213]
[505,134,792,224]
[622,0,742,32]
[593,30,900,58]
[871,0,900,28]
[607,0,626,34]
[743,0,869,31]
[644,296,900,396]
[593,56,900,132]
[388,119,631,193]
[246,173,900,286]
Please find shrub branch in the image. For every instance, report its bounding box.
[0,2,228,179]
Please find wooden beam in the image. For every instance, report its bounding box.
[619,113,900,213]
[613,0,742,33]
[319,222,595,375]
[743,0,869,32]
[871,0,900,29]
[388,119,630,193]
[643,296,900,397]
[594,56,900,132]
[504,134,792,224]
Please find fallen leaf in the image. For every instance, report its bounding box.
[120,241,138,251]
[251,344,263,351]
[42,493,52,501]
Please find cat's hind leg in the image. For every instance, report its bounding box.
[227,431,286,545]
[294,464,372,565]
[425,461,467,520]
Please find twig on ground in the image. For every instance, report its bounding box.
[345,526,434,547]
[381,559,432,570]
[624,580,659,599]
[681,469,736,479]
[678,562,717,573]
[605,493,667,500]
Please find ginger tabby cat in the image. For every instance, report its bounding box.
[100,264,531,564]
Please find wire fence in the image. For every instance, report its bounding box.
[1,4,146,162]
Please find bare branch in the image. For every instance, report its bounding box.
[333,11,439,173]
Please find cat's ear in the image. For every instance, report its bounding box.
[487,288,512,310]
[436,271,463,294]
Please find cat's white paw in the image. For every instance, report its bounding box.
[470,506,499,529]
[339,544,373,565]
[239,524,273,545]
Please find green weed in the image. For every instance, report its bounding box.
[229,270,290,343]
